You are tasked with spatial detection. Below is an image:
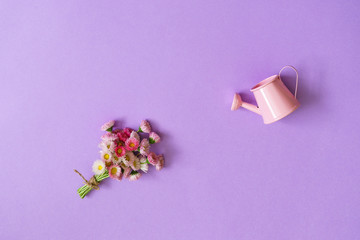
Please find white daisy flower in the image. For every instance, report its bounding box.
[123,151,135,166]
[92,160,105,175]
[100,149,112,162]
[112,154,121,164]
[140,162,149,173]
[131,156,141,171]
[129,171,141,181]
[99,140,116,152]
[120,161,128,170]
[139,156,147,163]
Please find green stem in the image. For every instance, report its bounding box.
[76,170,109,199]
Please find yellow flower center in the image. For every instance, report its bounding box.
[114,156,118,161]
[98,165,103,170]
[129,143,135,148]
[111,167,117,175]
[117,148,123,154]
[104,154,109,160]
[125,155,130,161]
[107,144,110,149]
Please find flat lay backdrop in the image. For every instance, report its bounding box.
[1,1,359,239]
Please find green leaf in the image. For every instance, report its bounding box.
[149,138,155,144]
[138,127,143,133]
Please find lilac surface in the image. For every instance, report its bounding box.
[1,1,360,239]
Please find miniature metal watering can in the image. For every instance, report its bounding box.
[231,66,300,124]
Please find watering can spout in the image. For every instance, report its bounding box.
[231,93,261,115]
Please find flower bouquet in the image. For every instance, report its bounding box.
[74,120,164,199]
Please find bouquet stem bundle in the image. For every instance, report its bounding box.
[75,169,109,199]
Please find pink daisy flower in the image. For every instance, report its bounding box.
[130,131,140,141]
[109,165,121,179]
[139,139,150,156]
[101,132,118,141]
[117,130,129,142]
[156,154,165,171]
[138,120,151,133]
[149,132,161,144]
[147,152,159,165]
[112,129,121,134]
[114,146,126,157]
[101,120,115,132]
[123,167,132,178]
[117,171,123,181]
[125,137,139,151]
[123,128,133,137]
[129,171,141,181]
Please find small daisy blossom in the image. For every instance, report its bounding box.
[123,128,133,137]
[112,129,121,134]
[92,160,106,175]
[115,139,125,147]
[112,155,121,164]
[139,156,147,163]
[117,130,129,142]
[125,137,140,151]
[130,131,140,141]
[101,132,118,141]
[149,132,161,144]
[100,149,112,162]
[147,152,159,165]
[120,161,128,169]
[156,154,165,171]
[129,171,141,181]
[104,158,112,168]
[114,146,126,157]
[139,156,149,172]
[101,120,115,131]
[140,138,150,156]
[109,165,121,179]
[131,157,141,171]
[99,140,116,152]
[138,120,151,133]
[140,162,149,173]
[123,151,135,166]
[123,167,132,178]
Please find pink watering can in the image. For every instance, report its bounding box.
[231,66,300,124]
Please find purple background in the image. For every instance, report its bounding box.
[1,1,360,239]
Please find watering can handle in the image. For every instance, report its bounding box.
[279,65,299,99]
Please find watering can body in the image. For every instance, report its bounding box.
[231,66,300,124]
